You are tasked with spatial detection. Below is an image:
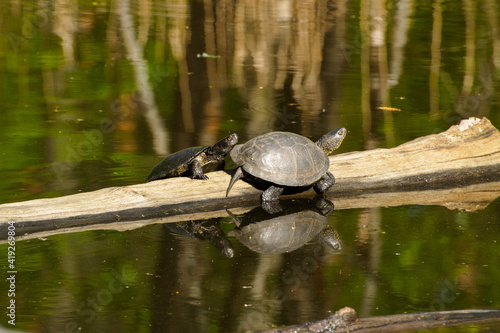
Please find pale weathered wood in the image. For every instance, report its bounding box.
[330,116,500,194]
[0,117,499,230]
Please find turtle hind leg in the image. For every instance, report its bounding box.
[226,167,244,197]
[261,200,283,214]
[261,185,284,202]
[313,172,335,195]
[190,160,208,180]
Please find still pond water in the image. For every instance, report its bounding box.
[1,0,500,332]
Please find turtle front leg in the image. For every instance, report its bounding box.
[261,185,284,202]
[190,160,208,180]
[313,172,335,195]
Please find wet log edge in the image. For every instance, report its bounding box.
[0,196,261,237]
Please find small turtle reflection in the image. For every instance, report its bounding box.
[227,198,342,254]
[164,220,234,258]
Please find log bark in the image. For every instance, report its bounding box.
[262,306,500,333]
[0,117,499,233]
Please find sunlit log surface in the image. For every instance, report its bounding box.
[0,117,499,235]
[262,306,500,333]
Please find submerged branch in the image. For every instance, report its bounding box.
[261,306,500,333]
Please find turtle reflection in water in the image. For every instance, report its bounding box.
[227,198,342,254]
[164,220,234,258]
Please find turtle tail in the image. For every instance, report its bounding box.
[226,167,244,197]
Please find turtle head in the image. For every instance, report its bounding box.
[213,133,238,155]
[316,127,347,155]
[316,225,343,250]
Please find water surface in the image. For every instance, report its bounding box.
[0,0,499,332]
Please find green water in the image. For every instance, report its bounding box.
[0,0,500,332]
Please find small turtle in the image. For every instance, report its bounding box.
[147,133,238,182]
[164,220,234,258]
[227,198,342,254]
[226,128,346,201]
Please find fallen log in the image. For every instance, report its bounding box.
[3,181,499,243]
[262,306,500,333]
[0,117,499,232]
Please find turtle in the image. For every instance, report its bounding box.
[164,220,234,258]
[146,133,238,182]
[225,128,346,201]
[227,198,342,254]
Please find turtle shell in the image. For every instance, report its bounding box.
[229,210,328,254]
[230,132,329,186]
[147,146,209,181]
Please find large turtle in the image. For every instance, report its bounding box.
[147,133,238,182]
[225,128,346,201]
[227,198,342,254]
